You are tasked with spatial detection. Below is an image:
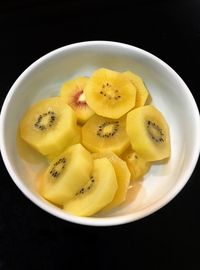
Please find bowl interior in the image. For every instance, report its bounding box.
[1,42,199,225]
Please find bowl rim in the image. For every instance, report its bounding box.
[1,40,200,226]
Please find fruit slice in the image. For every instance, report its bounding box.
[93,152,130,211]
[19,97,80,156]
[124,71,149,107]
[122,148,151,180]
[126,105,170,161]
[82,114,130,155]
[39,144,93,205]
[60,77,94,124]
[64,158,118,216]
[84,68,136,119]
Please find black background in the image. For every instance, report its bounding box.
[0,0,200,269]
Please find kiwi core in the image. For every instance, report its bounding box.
[146,120,164,143]
[97,121,119,138]
[34,111,56,131]
[73,90,87,107]
[76,176,95,196]
[49,158,67,179]
[99,82,121,101]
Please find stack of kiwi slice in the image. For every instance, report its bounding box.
[19,68,170,217]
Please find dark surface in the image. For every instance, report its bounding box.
[0,0,200,269]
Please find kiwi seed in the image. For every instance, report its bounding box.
[75,176,95,196]
[50,158,66,179]
[96,121,119,138]
[146,120,164,143]
[34,111,56,131]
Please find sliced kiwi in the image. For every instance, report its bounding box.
[84,68,136,119]
[123,71,149,107]
[82,114,130,155]
[92,152,130,211]
[64,158,118,216]
[126,105,170,161]
[39,144,93,205]
[60,77,94,124]
[19,97,80,156]
[122,148,151,180]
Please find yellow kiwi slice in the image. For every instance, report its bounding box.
[84,68,136,119]
[124,71,149,107]
[82,114,130,155]
[126,105,170,161]
[60,77,94,124]
[19,97,80,156]
[39,144,93,205]
[93,152,130,211]
[122,148,151,180]
[64,158,118,217]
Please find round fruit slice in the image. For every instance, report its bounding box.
[60,77,94,124]
[122,148,151,180]
[64,158,118,217]
[123,71,149,107]
[82,114,130,155]
[39,144,93,205]
[93,152,130,211]
[19,97,80,156]
[126,105,170,161]
[84,68,136,119]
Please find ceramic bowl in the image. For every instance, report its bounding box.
[1,41,199,226]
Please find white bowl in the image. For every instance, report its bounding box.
[0,41,199,226]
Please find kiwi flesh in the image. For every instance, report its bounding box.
[82,114,130,155]
[126,105,170,161]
